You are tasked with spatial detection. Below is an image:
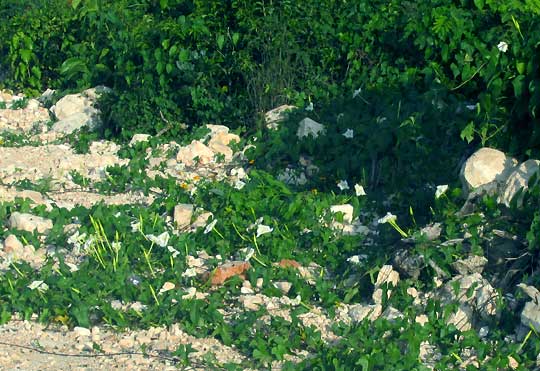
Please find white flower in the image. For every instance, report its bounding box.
[182,267,198,278]
[234,180,246,190]
[305,102,314,111]
[256,224,273,237]
[204,219,218,234]
[130,221,141,233]
[347,255,367,264]
[435,184,449,199]
[353,87,362,98]
[182,287,197,300]
[146,231,170,247]
[111,241,122,251]
[497,41,508,53]
[65,262,79,272]
[244,248,255,261]
[376,116,387,124]
[466,104,477,110]
[158,282,175,295]
[129,302,147,312]
[290,295,302,306]
[354,184,366,196]
[167,246,180,258]
[337,180,349,191]
[342,129,354,138]
[28,280,48,293]
[378,212,397,224]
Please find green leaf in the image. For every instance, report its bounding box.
[71,0,82,9]
[460,122,475,143]
[473,0,484,10]
[232,33,240,46]
[217,34,225,50]
[516,61,526,75]
[20,49,32,64]
[513,75,526,97]
[60,57,89,80]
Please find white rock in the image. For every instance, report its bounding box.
[517,283,540,303]
[498,159,540,207]
[208,131,240,147]
[273,281,292,294]
[381,306,404,322]
[448,304,473,331]
[297,117,325,139]
[26,99,40,110]
[8,212,53,234]
[240,294,264,310]
[330,204,354,224]
[174,204,193,229]
[51,94,94,120]
[3,234,23,253]
[73,326,91,337]
[205,124,230,137]
[265,105,296,130]
[452,255,488,275]
[51,111,99,134]
[208,142,233,161]
[176,140,215,166]
[191,211,213,229]
[348,304,382,322]
[129,134,151,146]
[460,147,517,193]
[375,265,400,287]
[521,302,540,332]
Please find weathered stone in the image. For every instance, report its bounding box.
[277,168,307,185]
[208,142,233,161]
[498,159,540,207]
[51,111,98,134]
[521,302,540,332]
[392,249,424,280]
[452,255,488,275]
[265,105,296,130]
[208,131,240,147]
[297,118,324,139]
[51,94,95,121]
[420,223,442,241]
[278,259,302,269]
[3,234,23,254]
[191,211,213,229]
[8,212,53,234]
[460,147,517,194]
[129,134,151,146]
[207,261,251,285]
[73,326,91,338]
[82,86,112,101]
[448,304,473,331]
[176,140,215,166]
[273,281,292,294]
[348,304,382,322]
[174,204,193,229]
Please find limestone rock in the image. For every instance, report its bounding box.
[265,105,296,130]
[460,147,517,194]
[174,204,193,229]
[297,118,324,139]
[452,255,488,275]
[82,86,112,101]
[176,140,215,166]
[51,111,98,134]
[208,131,240,147]
[129,134,151,146]
[3,234,23,253]
[50,94,95,121]
[498,159,540,207]
[191,211,213,229]
[521,302,540,332]
[348,304,382,322]
[8,212,53,234]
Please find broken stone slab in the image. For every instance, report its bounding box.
[176,140,215,166]
[265,105,296,130]
[8,212,53,234]
[498,159,540,207]
[129,134,151,146]
[521,301,540,332]
[460,147,517,195]
[297,117,325,139]
[372,265,400,304]
[452,255,488,275]
[174,204,193,229]
[51,110,99,134]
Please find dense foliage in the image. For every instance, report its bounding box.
[1,0,539,155]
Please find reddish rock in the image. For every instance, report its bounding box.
[278,259,301,269]
[208,261,251,285]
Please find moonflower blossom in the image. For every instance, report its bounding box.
[466,104,477,111]
[378,212,397,224]
[305,102,314,111]
[497,41,508,53]
[28,280,48,293]
[337,180,350,191]
[354,184,366,196]
[342,129,354,138]
[435,184,449,199]
[167,246,180,258]
[256,224,273,237]
[353,87,362,98]
[146,231,170,247]
[204,219,218,234]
